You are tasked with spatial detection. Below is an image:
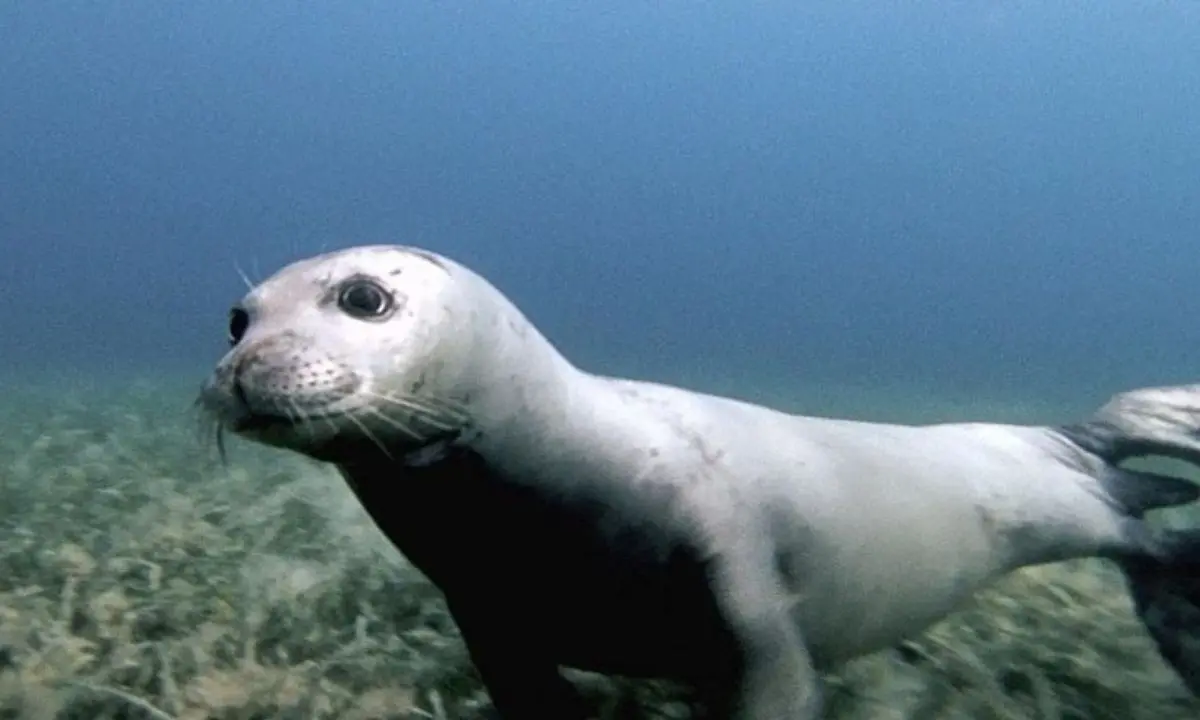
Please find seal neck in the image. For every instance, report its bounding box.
[453,279,583,451]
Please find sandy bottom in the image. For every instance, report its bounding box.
[1,371,1198,719]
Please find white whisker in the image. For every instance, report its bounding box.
[314,405,341,436]
[233,259,254,291]
[345,413,394,459]
[359,406,425,441]
[361,391,469,429]
[419,394,473,418]
[284,400,320,440]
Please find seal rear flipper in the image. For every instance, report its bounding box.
[1059,383,1200,466]
[1096,466,1200,518]
[1119,529,1200,695]
[1058,383,1200,695]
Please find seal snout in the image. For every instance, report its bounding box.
[203,331,364,438]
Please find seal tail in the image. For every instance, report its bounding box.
[1058,383,1200,695]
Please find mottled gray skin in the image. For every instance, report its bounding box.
[198,245,1200,719]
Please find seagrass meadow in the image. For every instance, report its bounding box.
[2,372,1199,720]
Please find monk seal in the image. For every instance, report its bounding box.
[197,244,1200,719]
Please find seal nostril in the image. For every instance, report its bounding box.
[228,307,250,346]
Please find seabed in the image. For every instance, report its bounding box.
[0,368,1197,719]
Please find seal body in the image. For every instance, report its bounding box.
[198,245,1200,719]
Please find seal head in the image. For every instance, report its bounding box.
[199,246,476,464]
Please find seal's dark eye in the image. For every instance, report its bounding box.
[338,280,393,319]
[228,307,249,346]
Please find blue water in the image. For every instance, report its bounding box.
[3,1,1199,415]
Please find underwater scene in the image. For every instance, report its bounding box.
[4,2,1200,718]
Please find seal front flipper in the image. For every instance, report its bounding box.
[446,599,591,720]
[1059,383,1200,695]
[702,542,823,720]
